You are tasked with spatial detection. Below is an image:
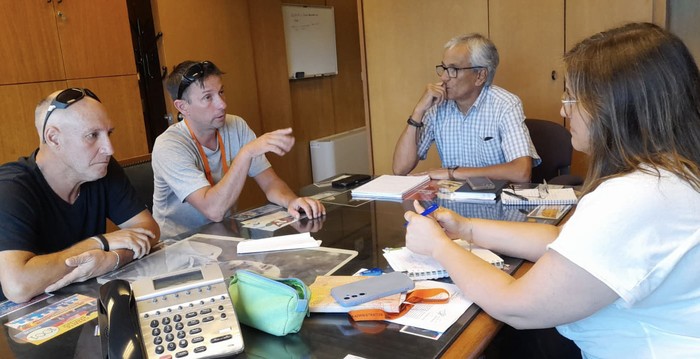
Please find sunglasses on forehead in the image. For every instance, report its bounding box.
[177,61,213,100]
[42,88,101,143]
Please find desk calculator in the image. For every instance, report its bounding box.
[132,264,244,358]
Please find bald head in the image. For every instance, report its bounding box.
[35,89,106,145]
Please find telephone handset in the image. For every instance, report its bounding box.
[98,279,146,359]
[98,264,244,358]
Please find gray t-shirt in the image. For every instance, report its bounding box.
[152,114,271,238]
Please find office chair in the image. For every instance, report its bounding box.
[525,118,584,186]
[119,154,154,212]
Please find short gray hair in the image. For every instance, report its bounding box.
[445,33,499,86]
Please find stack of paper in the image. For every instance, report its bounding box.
[236,232,321,254]
[351,174,430,200]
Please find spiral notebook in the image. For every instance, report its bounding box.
[501,187,578,205]
[383,240,504,280]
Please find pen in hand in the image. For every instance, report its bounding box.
[404,203,439,227]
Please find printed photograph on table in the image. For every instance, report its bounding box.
[233,204,284,221]
[526,205,572,220]
[97,234,357,286]
[240,210,299,231]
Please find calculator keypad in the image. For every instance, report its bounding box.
[137,281,243,359]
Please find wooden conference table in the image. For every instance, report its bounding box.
[0,184,551,359]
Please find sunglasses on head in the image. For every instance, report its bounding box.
[42,88,101,143]
[177,61,212,100]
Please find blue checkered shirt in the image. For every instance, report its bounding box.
[417,85,541,168]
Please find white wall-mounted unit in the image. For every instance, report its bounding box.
[310,127,370,182]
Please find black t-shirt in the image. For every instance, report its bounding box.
[0,150,145,300]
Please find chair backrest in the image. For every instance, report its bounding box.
[119,154,154,212]
[525,118,575,184]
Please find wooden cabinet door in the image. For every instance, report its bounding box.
[566,0,653,49]
[490,0,565,125]
[56,0,137,79]
[0,81,67,164]
[566,0,654,178]
[67,76,148,160]
[0,1,64,85]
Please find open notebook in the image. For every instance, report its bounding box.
[383,240,504,280]
[501,187,578,205]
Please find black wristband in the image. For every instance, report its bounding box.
[448,167,458,181]
[95,234,109,251]
[407,117,424,128]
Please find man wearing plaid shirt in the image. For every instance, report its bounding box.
[393,33,540,183]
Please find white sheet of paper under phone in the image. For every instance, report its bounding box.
[236,232,321,254]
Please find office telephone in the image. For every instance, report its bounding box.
[98,263,244,359]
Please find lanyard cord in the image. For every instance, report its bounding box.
[184,120,229,186]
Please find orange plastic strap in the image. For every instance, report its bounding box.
[184,120,229,186]
[347,288,450,322]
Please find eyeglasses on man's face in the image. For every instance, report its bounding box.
[42,88,101,143]
[435,64,485,78]
[177,61,213,100]
[561,92,578,118]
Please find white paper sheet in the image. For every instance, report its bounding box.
[236,232,321,254]
[388,280,473,333]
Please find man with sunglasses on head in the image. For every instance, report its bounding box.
[0,89,160,303]
[152,60,325,239]
[393,33,540,183]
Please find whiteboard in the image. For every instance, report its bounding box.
[282,4,338,79]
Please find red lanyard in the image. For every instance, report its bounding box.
[184,120,229,186]
[348,288,450,322]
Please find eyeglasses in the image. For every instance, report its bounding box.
[177,61,212,100]
[435,64,485,78]
[42,88,101,143]
[561,92,578,118]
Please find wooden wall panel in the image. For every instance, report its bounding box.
[290,78,336,187]
[0,82,66,164]
[328,0,366,133]
[248,0,297,191]
[67,76,149,161]
[490,0,565,125]
[566,0,653,49]
[287,0,366,187]
[57,0,137,79]
[566,0,653,178]
[0,1,63,85]
[362,0,489,175]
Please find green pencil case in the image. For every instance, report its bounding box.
[228,269,309,336]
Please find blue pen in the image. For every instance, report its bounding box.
[404,203,439,227]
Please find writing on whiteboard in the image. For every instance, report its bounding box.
[282,5,338,79]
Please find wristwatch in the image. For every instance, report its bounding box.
[406,116,424,128]
[448,167,458,181]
